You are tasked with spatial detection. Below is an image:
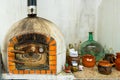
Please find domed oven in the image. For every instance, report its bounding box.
[1,0,66,75]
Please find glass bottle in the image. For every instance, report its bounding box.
[66,44,74,63]
[66,48,69,63]
[64,63,71,73]
[80,32,104,61]
[71,61,78,72]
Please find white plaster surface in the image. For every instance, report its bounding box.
[97,0,120,53]
[2,72,75,80]
[0,0,100,46]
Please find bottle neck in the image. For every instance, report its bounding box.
[88,32,93,41]
[27,5,37,17]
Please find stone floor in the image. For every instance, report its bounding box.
[73,66,120,79]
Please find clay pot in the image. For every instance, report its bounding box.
[116,52,120,58]
[115,58,120,71]
[103,54,115,65]
[98,60,112,75]
[82,54,96,67]
[115,53,120,71]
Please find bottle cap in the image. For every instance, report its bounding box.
[65,63,68,67]
[89,32,93,34]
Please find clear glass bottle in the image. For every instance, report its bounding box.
[80,32,104,61]
[71,61,78,72]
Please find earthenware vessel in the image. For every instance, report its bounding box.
[116,52,120,58]
[98,60,112,75]
[103,53,115,66]
[82,54,96,67]
[115,52,120,71]
[115,58,120,71]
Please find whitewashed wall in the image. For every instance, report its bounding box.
[0,0,100,47]
[97,0,120,53]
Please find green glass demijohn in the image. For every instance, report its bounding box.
[80,32,104,61]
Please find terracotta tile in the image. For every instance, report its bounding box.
[9,66,16,71]
[41,70,46,74]
[47,70,51,74]
[8,57,15,61]
[8,42,14,47]
[36,70,40,74]
[8,62,15,66]
[46,37,51,43]
[49,46,56,51]
[8,52,15,57]
[12,37,18,43]
[49,40,56,46]
[49,60,56,65]
[52,70,56,74]
[13,70,18,74]
[19,70,24,74]
[8,47,14,51]
[30,70,35,74]
[50,65,56,70]
[49,56,56,61]
[24,70,29,74]
[9,70,13,74]
[49,51,56,55]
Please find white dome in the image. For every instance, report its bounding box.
[1,17,66,74]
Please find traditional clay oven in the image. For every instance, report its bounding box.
[1,0,66,74]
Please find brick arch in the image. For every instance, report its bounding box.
[8,33,56,74]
